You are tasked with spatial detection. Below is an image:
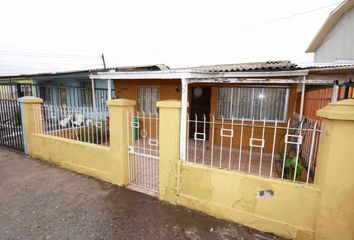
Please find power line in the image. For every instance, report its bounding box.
[237,1,342,32]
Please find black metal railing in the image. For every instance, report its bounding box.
[0,99,23,151]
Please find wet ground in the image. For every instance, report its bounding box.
[0,147,287,240]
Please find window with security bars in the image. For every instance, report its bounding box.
[137,86,159,114]
[217,87,289,121]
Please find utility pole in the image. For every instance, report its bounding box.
[101,53,112,100]
[101,53,107,70]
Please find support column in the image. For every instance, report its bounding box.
[331,82,339,102]
[180,78,188,161]
[107,99,136,186]
[315,99,354,240]
[18,97,43,154]
[157,100,181,203]
[91,78,96,110]
[107,79,112,100]
[299,82,306,120]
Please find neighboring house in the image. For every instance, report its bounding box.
[0,64,168,108]
[296,0,354,121]
[306,0,354,62]
[0,75,34,99]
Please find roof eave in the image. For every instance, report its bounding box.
[90,69,309,80]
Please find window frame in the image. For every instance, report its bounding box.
[136,86,160,115]
[216,86,290,123]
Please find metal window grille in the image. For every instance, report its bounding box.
[185,114,321,184]
[217,87,289,122]
[137,86,159,114]
[32,104,110,146]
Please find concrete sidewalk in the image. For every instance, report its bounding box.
[0,147,285,240]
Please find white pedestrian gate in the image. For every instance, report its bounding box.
[127,111,159,194]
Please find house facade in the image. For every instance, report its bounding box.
[91,61,334,168]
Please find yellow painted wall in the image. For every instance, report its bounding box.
[314,100,354,240]
[176,162,319,240]
[29,134,114,182]
[21,97,135,187]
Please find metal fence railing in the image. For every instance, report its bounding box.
[32,104,109,146]
[127,111,159,194]
[0,99,24,151]
[184,114,321,184]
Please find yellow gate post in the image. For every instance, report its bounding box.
[18,97,43,154]
[107,99,136,186]
[315,99,354,240]
[157,100,181,203]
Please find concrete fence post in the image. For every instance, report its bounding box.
[157,100,181,203]
[315,99,354,240]
[106,99,136,186]
[18,97,43,154]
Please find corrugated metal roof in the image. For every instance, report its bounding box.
[296,62,354,73]
[0,64,169,78]
[296,61,354,68]
[187,61,297,72]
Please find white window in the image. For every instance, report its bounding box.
[217,87,289,121]
[137,86,159,114]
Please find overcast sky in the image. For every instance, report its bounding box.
[0,0,342,75]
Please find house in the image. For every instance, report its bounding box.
[297,0,354,121]
[0,75,34,99]
[91,60,340,179]
[0,64,168,108]
[31,64,168,108]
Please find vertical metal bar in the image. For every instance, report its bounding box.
[238,117,244,171]
[136,111,141,186]
[293,121,304,182]
[248,118,255,173]
[142,111,146,188]
[210,115,215,166]
[228,117,234,169]
[91,107,94,143]
[281,119,291,179]
[95,108,99,144]
[186,113,190,162]
[127,110,131,184]
[149,111,152,189]
[306,121,318,184]
[219,116,224,168]
[194,114,197,164]
[202,114,206,165]
[270,120,278,178]
[58,106,63,138]
[258,119,266,176]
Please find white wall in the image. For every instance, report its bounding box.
[314,7,354,62]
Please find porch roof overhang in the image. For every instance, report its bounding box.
[89,69,335,84]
